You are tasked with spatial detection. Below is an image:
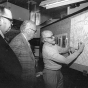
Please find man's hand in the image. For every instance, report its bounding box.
[36,71,43,77]
[69,47,76,54]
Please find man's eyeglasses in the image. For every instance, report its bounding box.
[0,16,13,25]
[29,28,37,33]
[0,16,13,22]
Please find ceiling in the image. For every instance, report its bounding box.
[0,0,87,28]
[0,0,68,18]
[0,0,44,9]
[0,0,67,27]
[0,0,87,19]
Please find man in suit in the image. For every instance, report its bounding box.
[0,6,22,87]
[10,20,37,88]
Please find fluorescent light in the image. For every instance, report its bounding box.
[40,0,85,9]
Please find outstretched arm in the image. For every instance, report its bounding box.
[51,42,84,64]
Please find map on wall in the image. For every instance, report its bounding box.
[70,11,88,66]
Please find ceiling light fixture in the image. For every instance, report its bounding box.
[40,0,85,9]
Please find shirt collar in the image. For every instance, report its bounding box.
[22,33,27,41]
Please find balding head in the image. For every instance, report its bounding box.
[42,30,53,39]
[20,20,36,33]
[2,8,12,19]
[42,30,55,44]
[20,20,36,40]
[0,6,12,19]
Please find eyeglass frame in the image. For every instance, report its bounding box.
[29,28,37,33]
[0,16,13,25]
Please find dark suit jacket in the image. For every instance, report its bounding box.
[0,35,22,78]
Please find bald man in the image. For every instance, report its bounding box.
[42,30,84,88]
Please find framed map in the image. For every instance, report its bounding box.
[70,11,88,66]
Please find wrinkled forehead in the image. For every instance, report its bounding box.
[42,30,53,38]
[45,31,53,36]
[1,8,12,19]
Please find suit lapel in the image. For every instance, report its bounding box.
[21,34,35,62]
[21,34,30,50]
